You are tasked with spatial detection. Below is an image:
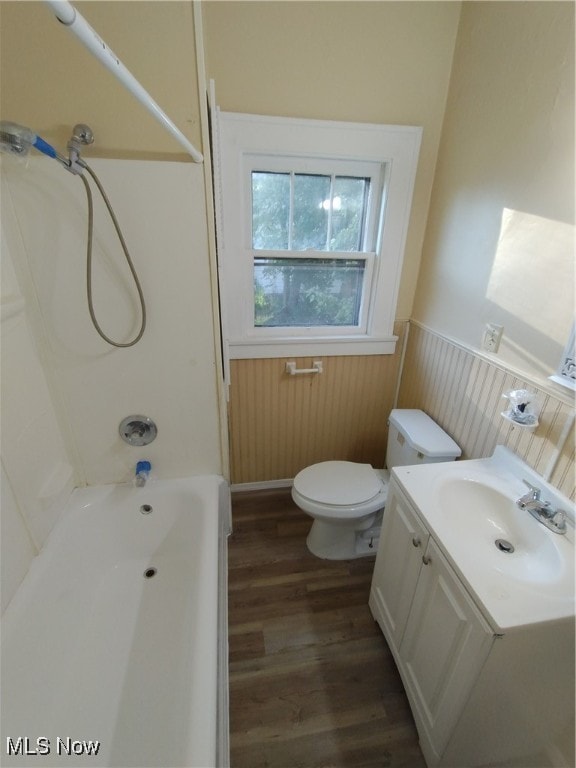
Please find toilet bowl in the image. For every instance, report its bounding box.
[292,409,461,559]
[292,460,389,558]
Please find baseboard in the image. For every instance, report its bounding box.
[230,478,293,493]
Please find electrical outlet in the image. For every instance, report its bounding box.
[482,323,504,353]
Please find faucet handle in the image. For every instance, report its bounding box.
[522,480,542,500]
[551,510,567,532]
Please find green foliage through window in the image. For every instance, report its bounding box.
[252,172,370,252]
[254,257,365,327]
[252,171,371,327]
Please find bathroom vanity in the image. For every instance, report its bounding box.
[369,447,575,768]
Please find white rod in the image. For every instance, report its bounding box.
[44,0,204,163]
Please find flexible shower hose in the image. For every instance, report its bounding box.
[79,164,146,347]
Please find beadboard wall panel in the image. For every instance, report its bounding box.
[229,321,574,499]
[229,325,406,484]
[398,324,575,500]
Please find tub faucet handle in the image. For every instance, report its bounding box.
[119,415,158,446]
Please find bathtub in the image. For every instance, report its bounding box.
[1,475,231,767]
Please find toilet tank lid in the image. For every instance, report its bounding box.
[389,409,461,458]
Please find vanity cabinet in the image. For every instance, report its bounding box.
[398,536,493,761]
[369,477,575,768]
[369,488,429,649]
[369,480,494,764]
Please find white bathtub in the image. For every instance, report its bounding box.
[1,475,231,767]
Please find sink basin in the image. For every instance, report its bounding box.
[437,476,563,586]
[392,446,575,632]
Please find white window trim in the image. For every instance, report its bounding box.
[549,321,576,392]
[214,111,422,359]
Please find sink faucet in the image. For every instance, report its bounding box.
[517,481,567,534]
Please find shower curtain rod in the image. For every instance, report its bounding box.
[44,0,204,163]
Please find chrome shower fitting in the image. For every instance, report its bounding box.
[119,416,158,447]
[66,123,94,175]
[71,123,94,146]
[1,120,146,347]
[0,120,94,175]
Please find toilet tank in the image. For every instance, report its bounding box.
[386,409,461,468]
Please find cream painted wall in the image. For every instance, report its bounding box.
[202,0,461,319]
[0,1,201,160]
[412,2,575,385]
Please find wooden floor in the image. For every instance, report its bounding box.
[228,488,426,768]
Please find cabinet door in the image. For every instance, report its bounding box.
[369,482,429,653]
[399,537,494,763]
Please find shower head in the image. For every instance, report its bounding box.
[0,121,94,175]
[0,121,58,159]
[0,121,34,156]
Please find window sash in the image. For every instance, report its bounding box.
[251,171,372,253]
[247,249,376,337]
[244,153,385,255]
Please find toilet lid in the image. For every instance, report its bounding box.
[293,461,383,506]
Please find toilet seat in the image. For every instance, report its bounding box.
[292,461,388,519]
[294,461,382,505]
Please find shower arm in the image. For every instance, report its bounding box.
[43,0,204,164]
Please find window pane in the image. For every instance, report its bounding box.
[252,172,290,250]
[292,174,331,251]
[330,177,370,251]
[252,171,372,253]
[254,257,365,327]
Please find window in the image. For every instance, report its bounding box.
[215,112,422,358]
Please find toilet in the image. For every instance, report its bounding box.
[292,409,461,559]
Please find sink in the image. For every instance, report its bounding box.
[437,476,564,586]
[392,446,575,632]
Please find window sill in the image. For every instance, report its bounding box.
[228,336,398,359]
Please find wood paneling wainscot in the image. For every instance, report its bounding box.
[229,325,406,485]
[399,323,575,500]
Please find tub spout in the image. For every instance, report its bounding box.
[135,460,151,487]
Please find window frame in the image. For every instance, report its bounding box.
[549,321,576,391]
[215,111,422,359]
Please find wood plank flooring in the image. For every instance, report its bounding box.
[228,488,426,768]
